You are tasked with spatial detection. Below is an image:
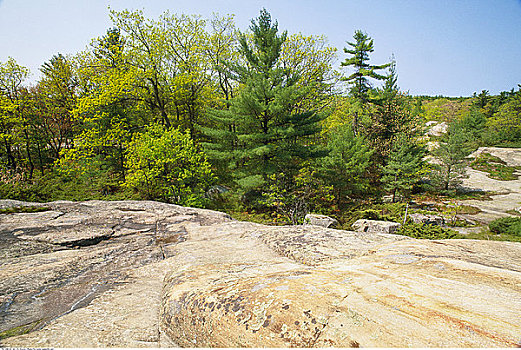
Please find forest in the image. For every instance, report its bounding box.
[1,9,521,235]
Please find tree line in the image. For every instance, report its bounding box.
[1,9,520,224]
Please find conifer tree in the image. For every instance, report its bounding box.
[319,124,374,204]
[430,125,472,192]
[381,134,426,202]
[202,9,325,194]
[369,60,414,163]
[340,30,389,135]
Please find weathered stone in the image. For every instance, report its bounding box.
[304,214,338,228]
[352,219,401,234]
[408,212,445,226]
[2,200,521,348]
[0,200,232,347]
[426,121,448,137]
[460,147,521,224]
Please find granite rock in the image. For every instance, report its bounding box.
[2,200,521,348]
[304,214,339,228]
[352,219,401,234]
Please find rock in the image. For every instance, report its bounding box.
[426,121,448,137]
[468,147,521,167]
[352,219,401,234]
[459,147,521,224]
[2,200,521,348]
[304,214,338,228]
[408,213,445,226]
[0,200,232,347]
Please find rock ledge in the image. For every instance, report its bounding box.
[1,200,520,347]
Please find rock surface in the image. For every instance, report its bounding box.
[352,219,401,234]
[1,200,521,347]
[408,213,445,226]
[426,121,448,137]
[459,147,521,224]
[304,213,339,228]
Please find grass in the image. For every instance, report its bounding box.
[464,229,521,243]
[470,153,520,181]
[413,190,494,203]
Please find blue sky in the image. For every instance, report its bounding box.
[0,0,520,96]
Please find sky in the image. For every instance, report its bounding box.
[0,0,520,97]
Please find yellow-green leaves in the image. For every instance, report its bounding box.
[124,124,214,206]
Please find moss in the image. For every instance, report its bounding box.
[465,229,521,243]
[0,206,49,215]
[0,320,43,340]
[470,153,519,181]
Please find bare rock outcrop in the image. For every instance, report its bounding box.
[2,200,521,347]
[304,213,339,228]
[352,219,401,234]
[459,147,521,224]
[408,213,445,226]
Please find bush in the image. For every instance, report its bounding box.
[124,124,215,207]
[395,223,461,239]
[489,217,521,236]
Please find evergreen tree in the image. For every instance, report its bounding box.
[381,134,426,202]
[340,30,389,134]
[430,125,472,192]
[319,124,374,205]
[202,9,325,194]
[369,60,414,163]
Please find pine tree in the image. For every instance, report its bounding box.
[430,125,472,192]
[381,134,426,202]
[369,60,414,164]
[319,124,374,204]
[202,9,325,194]
[340,30,390,135]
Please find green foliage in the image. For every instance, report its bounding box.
[340,30,390,134]
[320,124,374,203]
[341,30,390,102]
[0,320,43,341]
[486,87,521,145]
[395,223,461,239]
[340,202,406,229]
[0,206,49,214]
[124,124,215,207]
[430,124,473,192]
[368,61,416,162]
[459,107,486,144]
[420,98,472,123]
[202,9,326,195]
[470,152,519,181]
[381,134,426,202]
[488,217,521,236]
[0,166,132,202]
[260,166,335,224]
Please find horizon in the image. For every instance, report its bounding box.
[1,0,520,97]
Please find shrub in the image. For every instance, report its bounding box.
[489,217,521,236]
[124,124,215,207]
[395,223,461,239]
